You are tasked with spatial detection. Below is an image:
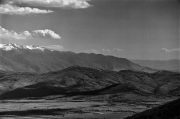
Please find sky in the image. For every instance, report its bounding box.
[0,0,179,60]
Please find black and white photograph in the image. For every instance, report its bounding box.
[0,0,179,119]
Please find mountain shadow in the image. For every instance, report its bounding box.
[126,98,180,119]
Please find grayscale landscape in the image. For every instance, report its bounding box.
[0,47,179,119]
[0,0,179,119]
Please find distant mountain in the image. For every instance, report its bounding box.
[0,43,155,73]
[126,98,180,119]
[133,59,180,72]
[0,66,179,99]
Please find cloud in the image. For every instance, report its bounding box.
[89,49,100,54]
[33,29,61,39]
[0,0,91,15]
[162,48,180,53]
[0,26,28,40]
[42,45,65,51]
[0,4,53,15]
[9,0,91,9]
[0,26,61,40]
[102,48,124,53]
[113,48,124,52]
[84,48,124,55]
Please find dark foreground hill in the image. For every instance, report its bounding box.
[126,98,180,119]
[0,67,179,99]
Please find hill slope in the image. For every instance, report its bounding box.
[126,98,180,119]
[0,43,154,73]
[0,67,179,99]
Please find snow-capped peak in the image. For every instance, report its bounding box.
[23,45,45,51]
[0,43,46,51]
[0,43,19,51]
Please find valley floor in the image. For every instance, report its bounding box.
[0,96,175,119]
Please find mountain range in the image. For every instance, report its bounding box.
[0,66,179,99]
[0,43,154,73]
[0,43,179,100]
[133,60,180,72]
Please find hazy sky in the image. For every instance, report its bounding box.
[0,0,179,60]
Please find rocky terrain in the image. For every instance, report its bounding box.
[0,66,179,99]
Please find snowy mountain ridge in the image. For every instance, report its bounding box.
[0,43,47,51]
